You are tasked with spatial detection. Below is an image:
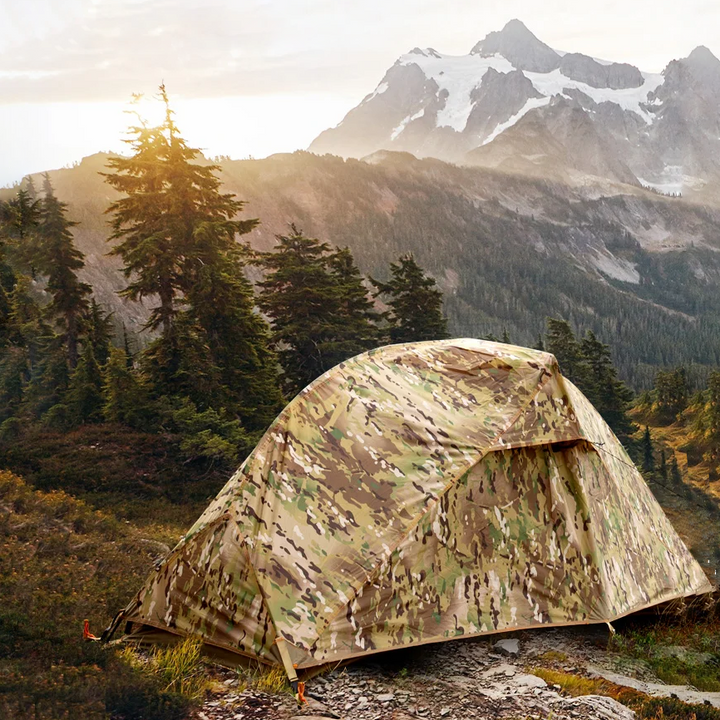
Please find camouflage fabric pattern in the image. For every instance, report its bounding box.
[120,339,712,670]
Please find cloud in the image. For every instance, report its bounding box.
[0,0,718,104]
[0,0,373,102]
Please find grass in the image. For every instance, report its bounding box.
[119,638,209,700]
[612,610,720,692]
[233,662,290,695]
[530,667,720,720]
[0,469,203,719]
[0,424,231,526]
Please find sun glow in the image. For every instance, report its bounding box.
[0,92,353,186]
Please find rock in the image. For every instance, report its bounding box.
[494,638,520,656]
[440,708,451,717]
[377,692,395,702]
[553,694,636,720]
[223,677,237,686]
[301,696,340,717]
[481,663,517,678]
[513,673,548,689]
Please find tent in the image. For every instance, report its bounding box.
[108,339,712,680]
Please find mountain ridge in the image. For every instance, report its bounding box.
[5,149,720,389]
[309,20,720,203]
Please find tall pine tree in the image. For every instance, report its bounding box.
[105,85,282,430]
[37,175,90,369]
[372,254,449,344]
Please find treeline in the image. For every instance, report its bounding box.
[0,88,448,462]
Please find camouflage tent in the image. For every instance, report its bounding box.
[112,339,711,678]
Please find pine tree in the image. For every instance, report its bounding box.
[37,175,90,368]
[2,188,41,275]
[706,370,720,436]
[186,249,284,430]
[372,254,449,344]
[534,334,545,352]
[580,330,634,440]
[22,175,37,201]
[82,299,113,366]
[545,318,590,390]
[670,454,682,485]
[501,328,511,344]
[105,86,282,430]
[102,346,147,427]
[257,225,346,395]
[104,84,256,336]
[641,426,654,473]
[122,324,135,369]
[659,449,668,480]
[654,367,689,423]
[66,344,104,424]
[326,246,380,360]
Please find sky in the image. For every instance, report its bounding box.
[1,0,719,186]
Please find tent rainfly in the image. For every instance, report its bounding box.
[106,339,712,682]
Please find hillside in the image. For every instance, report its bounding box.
[6,150,720,388]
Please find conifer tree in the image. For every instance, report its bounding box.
[257,225,346,394]
[642,426,654,473]
[670,454,682,485]
[659,449,668,480]
[67,344,104,424]
[22,175,38,201]
[103,346,147,427]
[186,249,284,430]
[580,330,634,440]
[37,175,90,368]
[326,246,380,359]
[122,324,135,369]
[654,367,689,423]
[501,328,511,344]
[2,188,41,275]
[105,85,282,431]
[706,370,720,436]
[534,334,545,352]
[104,84,256,336]
[545,318,590,390]
[82,299,113,366]
[372,254,449,344]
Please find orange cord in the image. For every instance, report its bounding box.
[83,619,100,641]
[296,681,307,704]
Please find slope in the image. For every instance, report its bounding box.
[4,150,720,388]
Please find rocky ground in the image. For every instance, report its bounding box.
[188,624,720,720]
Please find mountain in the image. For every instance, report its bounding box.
[7,150,720,389]
[309,20,720,203]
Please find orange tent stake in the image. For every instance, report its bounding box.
[83,619,100,641]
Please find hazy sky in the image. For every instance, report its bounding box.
[1,0,718,186]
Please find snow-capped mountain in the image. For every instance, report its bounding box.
[309,20,720,199]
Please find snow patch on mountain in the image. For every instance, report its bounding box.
[482,96,552,145]
[391,109,426,140]
[523,69,663,123]
[398,51,514,131]
[397,47,663,139]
